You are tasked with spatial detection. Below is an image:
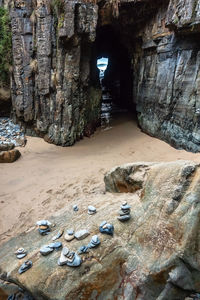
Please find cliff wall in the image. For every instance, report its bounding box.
[9,0,200,151]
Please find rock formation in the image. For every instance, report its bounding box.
[5,0,199,151]
[1,161,200,299]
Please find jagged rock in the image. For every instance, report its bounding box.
[1,161,200,299]
[0,149,21,163]
[7,0,200,152]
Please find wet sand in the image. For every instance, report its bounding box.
[1,112,200,245]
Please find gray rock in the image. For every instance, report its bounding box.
[88,205,96,215]
[87,235,100,248]
[36,220,51,226]
[40,245,54,256]
[74,229,90,240]
[117,215,131,222]
[52,229,64,241]
[18,261,32,274]
[16,253,27,259]
[73,205,78,212]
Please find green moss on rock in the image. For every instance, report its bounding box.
[0,7,12,85]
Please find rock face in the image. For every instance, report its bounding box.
[1,161,200,299]
[10,0,100,146]
[8,0,200,151]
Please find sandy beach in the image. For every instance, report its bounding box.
[1,112,200,246]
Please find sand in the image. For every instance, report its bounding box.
[1,112,200,245]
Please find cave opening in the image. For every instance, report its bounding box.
[94,25,134,129]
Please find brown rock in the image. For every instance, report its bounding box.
[0,149,21,163]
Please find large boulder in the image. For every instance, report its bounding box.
[1,161,200,299]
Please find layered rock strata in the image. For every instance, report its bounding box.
[11,0,100,145]
[9,0,200,151]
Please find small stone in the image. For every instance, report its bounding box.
[38,227,50,235]
[74,229,90,240]
[118,209,130,216]
[52,229,64,241]
[78,245,89,254]
[88,235,100,248]
[36,220,51,226]
[99,221,114,235]
[39,225,49,230]
[17,253,27,259]
[73,205,78,212]
[88,205,96,215]
[62,247,70,256]
[65,234,75,242]
[118,215,131,221]
[18,260,32,274]
[120,204,131,210]
[118,202,131,222]
[48,241,62,250]
[15,248,26,255]
[67,229,74,235]
[40,245,54,256]
[58,247,70,266]
[15,248,27,259]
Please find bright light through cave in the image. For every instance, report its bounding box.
[97,57,109,78]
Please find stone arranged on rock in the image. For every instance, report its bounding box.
[58,247,82,267]
[78,245,89,254]
[36,220,51,235]
[40,245,54,256]
[0,149,21,163]
[48,242,62,250]
[117,202,131,222]
[87,235,100,248]
[36,220,51,226]
[64,229,75,242]
[99,221,114,236]
[74,229,90,240]
[18,260,32,274]
[73,205,78,212]
[88,205,96,215]
[52,229,64,241]
[15,248,27,259]
[40,241,62,256]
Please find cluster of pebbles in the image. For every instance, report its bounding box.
[58,247,82,267]
[0,117,26,147]
[15,248,27,259]
[16,202,131,273]
[36,220,51,235]
[117,202,131,222]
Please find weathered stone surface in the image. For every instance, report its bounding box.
[10,0,100,146]
[166,0,200,32]
[7,0,200,151]
[1,161,200,299]
[104,162,154,193]
[0,149,21,163]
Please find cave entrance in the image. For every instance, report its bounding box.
[95,25,134,129]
